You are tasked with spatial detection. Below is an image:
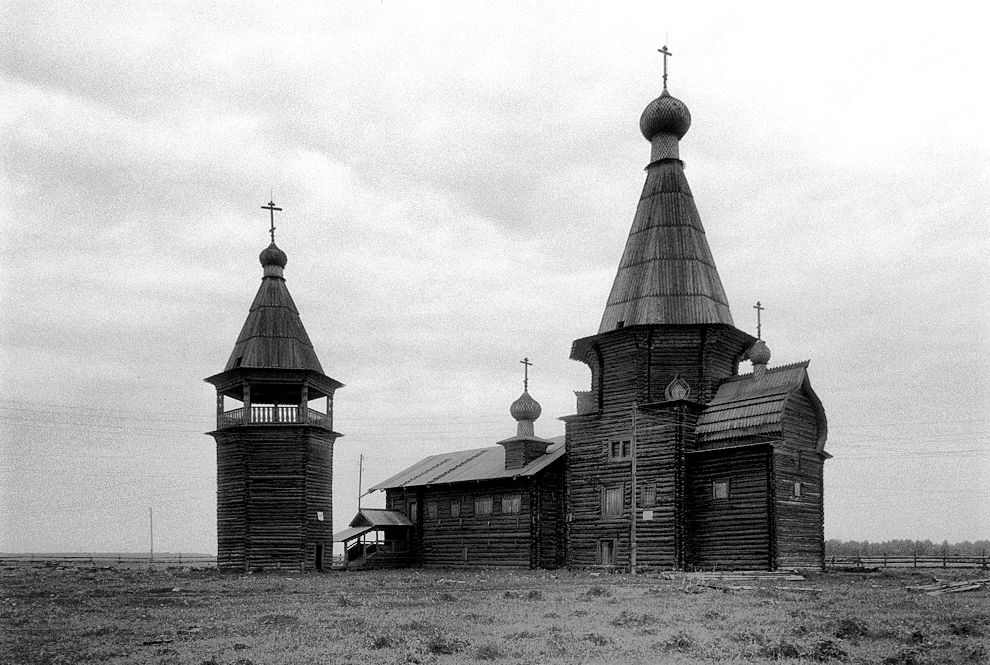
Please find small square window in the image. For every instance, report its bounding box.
[713,480,730,500]
[502,494,521,514]
[426,502,438,520]
[608,440,632,461]
[450,500,461,517]
[475,496,493,516]
[793,482,802,498]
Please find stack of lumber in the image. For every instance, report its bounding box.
[906,578,990,595]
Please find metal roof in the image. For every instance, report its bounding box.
[696,362,810,444]
[333,525,374,542]
[351,508,414,528]
[370,438,565,491]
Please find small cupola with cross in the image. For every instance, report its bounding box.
[497,357,552,470]
[205,200,343,572]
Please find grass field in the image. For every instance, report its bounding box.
[2,564,987,664]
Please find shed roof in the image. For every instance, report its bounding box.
[333,525,374,542]
[696,361,827,452]
[370,438,565,491]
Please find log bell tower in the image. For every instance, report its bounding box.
[206,207,342,572]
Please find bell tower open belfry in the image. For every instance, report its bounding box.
[206,201,343,572]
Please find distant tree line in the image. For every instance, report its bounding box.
[826,539,990,557]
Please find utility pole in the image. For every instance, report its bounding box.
[149,507,154,563]
[358,454,364,511]
[630,405,638,575]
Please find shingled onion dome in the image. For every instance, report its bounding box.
[259,242,288,278]
[749,339,771,380]
[510,390,542,438]
[640,89,692,141]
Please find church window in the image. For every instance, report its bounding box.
[712,480,730,500]
[603,485,624,517]
[408,501,418,522]
[450,500,461,517]
[793,482,802,498]
[502,494,521,514]
[608,440,632,461]
[641,484,657,507]
[426,502,438,520]
[475,496,493,516]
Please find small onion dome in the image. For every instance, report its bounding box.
[640,89,692,141]
[259,242,288,268]
[749,339,771,365]
[510,390,542,422]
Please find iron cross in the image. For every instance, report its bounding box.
[658,45,673,90]
[753,301,765,340]
[261,200,282,243]
[520,357,532,392]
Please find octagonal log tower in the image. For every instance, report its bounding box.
[206,224,342,572]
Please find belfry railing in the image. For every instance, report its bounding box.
[217,406,330,429]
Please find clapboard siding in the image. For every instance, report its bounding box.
[213,426,336,572]
[384,459,564,569]
[686,445,772,570]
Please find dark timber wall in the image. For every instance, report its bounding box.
[775,391,826,570]
[385,461,564,569]
[213,426,335,572]
[686,444,773,570]
[565,323,752,569]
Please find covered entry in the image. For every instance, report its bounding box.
[333,509,414,570]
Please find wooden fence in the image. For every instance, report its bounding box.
[827,554,988,569]
[0,554,216,567]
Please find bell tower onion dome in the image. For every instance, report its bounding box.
[640,89,692,141]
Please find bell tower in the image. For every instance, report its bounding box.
[206,202,343,572]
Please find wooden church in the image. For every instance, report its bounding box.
[359,67,829,571]
[205,205,343,572]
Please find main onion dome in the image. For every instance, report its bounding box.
[510,391,542,422]
[749,339,771,365]
[259,242,288,268]
[640,89,692,141]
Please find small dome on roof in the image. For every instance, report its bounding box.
[749,339,771,365]
[640,89,691,141]
[510,390,542,422]
[259,242,288,268]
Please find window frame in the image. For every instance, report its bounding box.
[425,502,438,521]
[408,500,418,522]
[792,481,802,498]
[602,484,624,517]
[449,499,461,518]
[607,439,632,461]
[598,538,617,565]
[641,483,657,508]
[474,495,493,516]
[501,494,521,515]
[712,479,730,501]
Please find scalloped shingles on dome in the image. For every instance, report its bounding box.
[510,391,542,422]
[640,90,692,141]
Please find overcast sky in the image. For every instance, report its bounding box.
[2,1,987,554]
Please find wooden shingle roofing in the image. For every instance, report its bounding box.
[696,361,828,452]
[599,160,734,333]
[370,438,565,491]
[224,263,324,373]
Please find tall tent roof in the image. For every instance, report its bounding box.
[223,242,324,373]
[598,89,734,333]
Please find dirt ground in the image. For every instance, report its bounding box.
[1,563,987,664]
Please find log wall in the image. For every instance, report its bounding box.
[212,426,336,572]
[686,445,772,570]
[565,324,749,569]
[775,390,826,570]
[384,460,564,569]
